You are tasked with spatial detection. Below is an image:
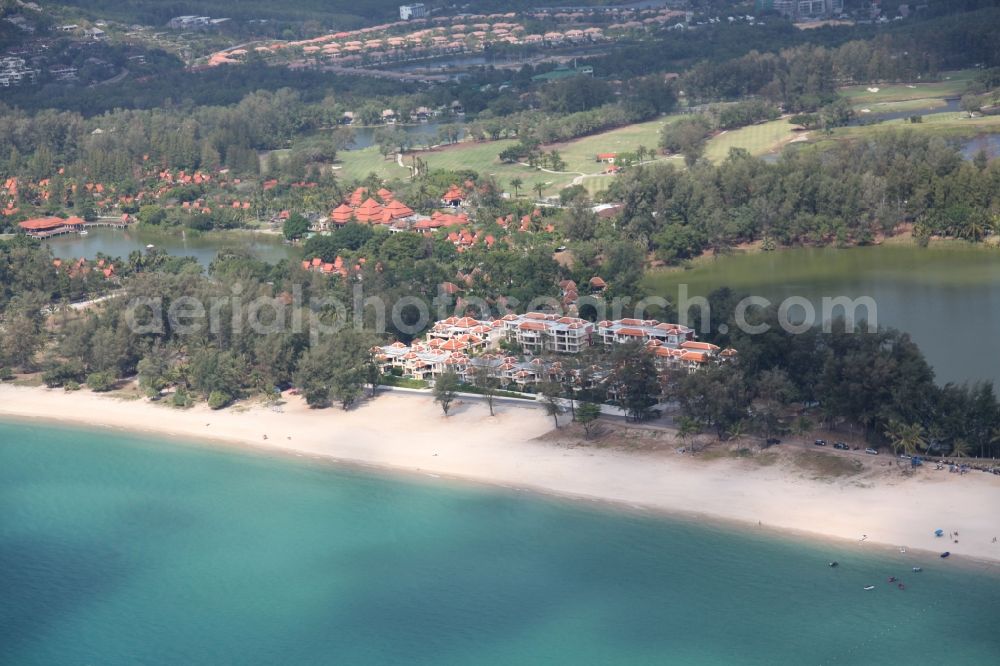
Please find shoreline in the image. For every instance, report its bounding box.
[2,384,1000,566]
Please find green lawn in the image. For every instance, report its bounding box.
[414,139,572,194]
[578,174,615,198]
[704,118,800,162]
[263,145,407,183]
[824,111,1000,143]
[406,116,685,196]
[334,146,410,182]
[549,117,680,173]
[852,97,949,114]
[837,69,976,105]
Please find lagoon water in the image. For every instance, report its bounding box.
[43,227,296,268]
[2,420,1000,665]
[644,244,1000,386]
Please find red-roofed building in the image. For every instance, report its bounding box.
[330,203,355,225]
[19,216,71,237]
[441,185,465,207]
[354,197,384,223]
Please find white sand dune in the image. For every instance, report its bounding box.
[2,384,999,564]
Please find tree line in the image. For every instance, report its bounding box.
[601,131,1000,263]
[663,288,1000,460]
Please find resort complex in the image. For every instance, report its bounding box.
[375,313,735,388]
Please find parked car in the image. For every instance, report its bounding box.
[865,448,879,455]
[833,442,849,450]
[765,438,781,446]
[814,439,827,446]
[899,453,911,459]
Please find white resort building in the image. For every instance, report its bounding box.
[374,311,737,389]
[596,318,694,347]
[499,313,593,354]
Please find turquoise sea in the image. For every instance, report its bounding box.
[2,420,999,666]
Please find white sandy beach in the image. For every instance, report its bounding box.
[2,384,999,564]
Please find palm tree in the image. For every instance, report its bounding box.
[510,177,523,199]
[127,249,143,273]
[884,420,926,457]
[533,182,544,200]
[676,416,700,451]
[950,438,971,459]
[884,420,905,454]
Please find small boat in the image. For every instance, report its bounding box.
[912,567,922,572]
[78,229,88,236]
[940,552,950,558]
[898,583,906,590]
[864,585,876,591]
[888,576,897,583]
[828,561,839,567]
[146,244,155,249]
[899,547,906,553]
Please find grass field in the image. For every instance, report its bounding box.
[852,98,950,114]
[547,117,681,173]
[704,118,800,162]
[334,147,409,182]
[413,139,571,194]
[837,69,976,105]
[397,115,690,196]
[329,139,576,194]
[824,111,1000,143]
[330,105,994,194]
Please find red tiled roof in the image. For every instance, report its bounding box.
[681,341,720,352]
[383,199,414,219]
[442,185,464,201]
[330,203,354,224]
[354,197,384,223]
[348,187,368,207]
[19,216,65,231]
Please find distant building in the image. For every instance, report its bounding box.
[49,66,78,82]
[399,4,427,20]
[167,15,227,30]
[755,0,843,19]
[3,16,35,33]
[0,57,37,87]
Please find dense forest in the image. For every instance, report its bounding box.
[669,288,1000,460]
[602,133,1000,262]
[4,229,1000,458]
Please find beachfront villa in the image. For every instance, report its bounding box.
[375,312,736,387]
[597,319,694,347]
[500,312,593,354]
[427,316,502,349]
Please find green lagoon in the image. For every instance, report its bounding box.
[644,244,1000,386]
[42,227,296,268]
[2,420,999,665]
